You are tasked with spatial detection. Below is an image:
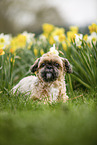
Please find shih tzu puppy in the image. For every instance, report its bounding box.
[12,47,72,103]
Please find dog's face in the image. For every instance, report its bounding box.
[38,55,63,82]
[31,52,72,83]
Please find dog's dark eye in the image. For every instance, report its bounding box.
[55,63,59,67]
[41,63,45,67]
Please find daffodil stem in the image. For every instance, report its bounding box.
[68,75,73,94]
[1,55,4,86]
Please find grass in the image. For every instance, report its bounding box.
[0,90,97,145]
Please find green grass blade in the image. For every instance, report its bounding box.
[72,74,91,89]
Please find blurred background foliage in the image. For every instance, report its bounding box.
[0,0,97,35]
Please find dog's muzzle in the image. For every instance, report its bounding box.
[41,68,59,82]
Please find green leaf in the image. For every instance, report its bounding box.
[72,74,91,89]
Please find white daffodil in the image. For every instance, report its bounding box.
[0,33,11,49]
[39,34,47,42]
[50,44,59,55]
[54,35,59,42]
[22,31,35,43]
[87,32,97,43]
[86,32,97,47]
[75,34,83,47]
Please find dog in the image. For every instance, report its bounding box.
[12,50,72,103]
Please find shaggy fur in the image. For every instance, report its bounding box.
[12,52,72,102]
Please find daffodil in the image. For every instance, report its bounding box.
[83,34,88,41]
[70,26,78,34]
[10,46,16,54]
[0,37,5,43]
[34,48,38,56]
[0,48,5,55]
[21,31,35,43]
[87,32,97,46]
[53,35,59,42]
[10,32,35,51]
[42,23,54,34]
[10,38,18,53]
[0,44,5,55]
[40,49,44,56]
[75,34,83,47]
[52,27,65,36]
[67,31,76,43]
[0,33,11,49]
[88,23,97,34]
[17,34,26,48]
[27,42,33,50]
[10,57,15,63]
[39,34,47,42]
[50,44,59,55]
[42,33,49,39]
[59,34,66,42]
[10,34,27,53]
[49,36,55,45]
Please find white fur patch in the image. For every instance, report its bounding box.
[11,75,68,103]
[11,76,37,95]
[49,87,59,102]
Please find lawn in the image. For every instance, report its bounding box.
[0,90,97,145]
[0,23,97,145]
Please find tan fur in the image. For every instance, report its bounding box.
[11,52,72,103]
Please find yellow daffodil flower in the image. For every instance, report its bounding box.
[83,34,88,41]
[43,33,49,39]
[67,31,76,43]
[0,44,5,55]
[40,49,44,56]
[0,49,5,55]
[17,34,26,48]
[10,34,26,53]
[52,27,65,36]
[59,34,66,42]
[88,23,97,34]
[49,36,55,45]
[42,23,54,34]
[34,48,38,56]
[70,26,78,34]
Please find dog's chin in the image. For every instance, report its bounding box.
[41,72,58,83]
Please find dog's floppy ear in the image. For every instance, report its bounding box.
[30,58,40,73]
[62,58,72,73]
